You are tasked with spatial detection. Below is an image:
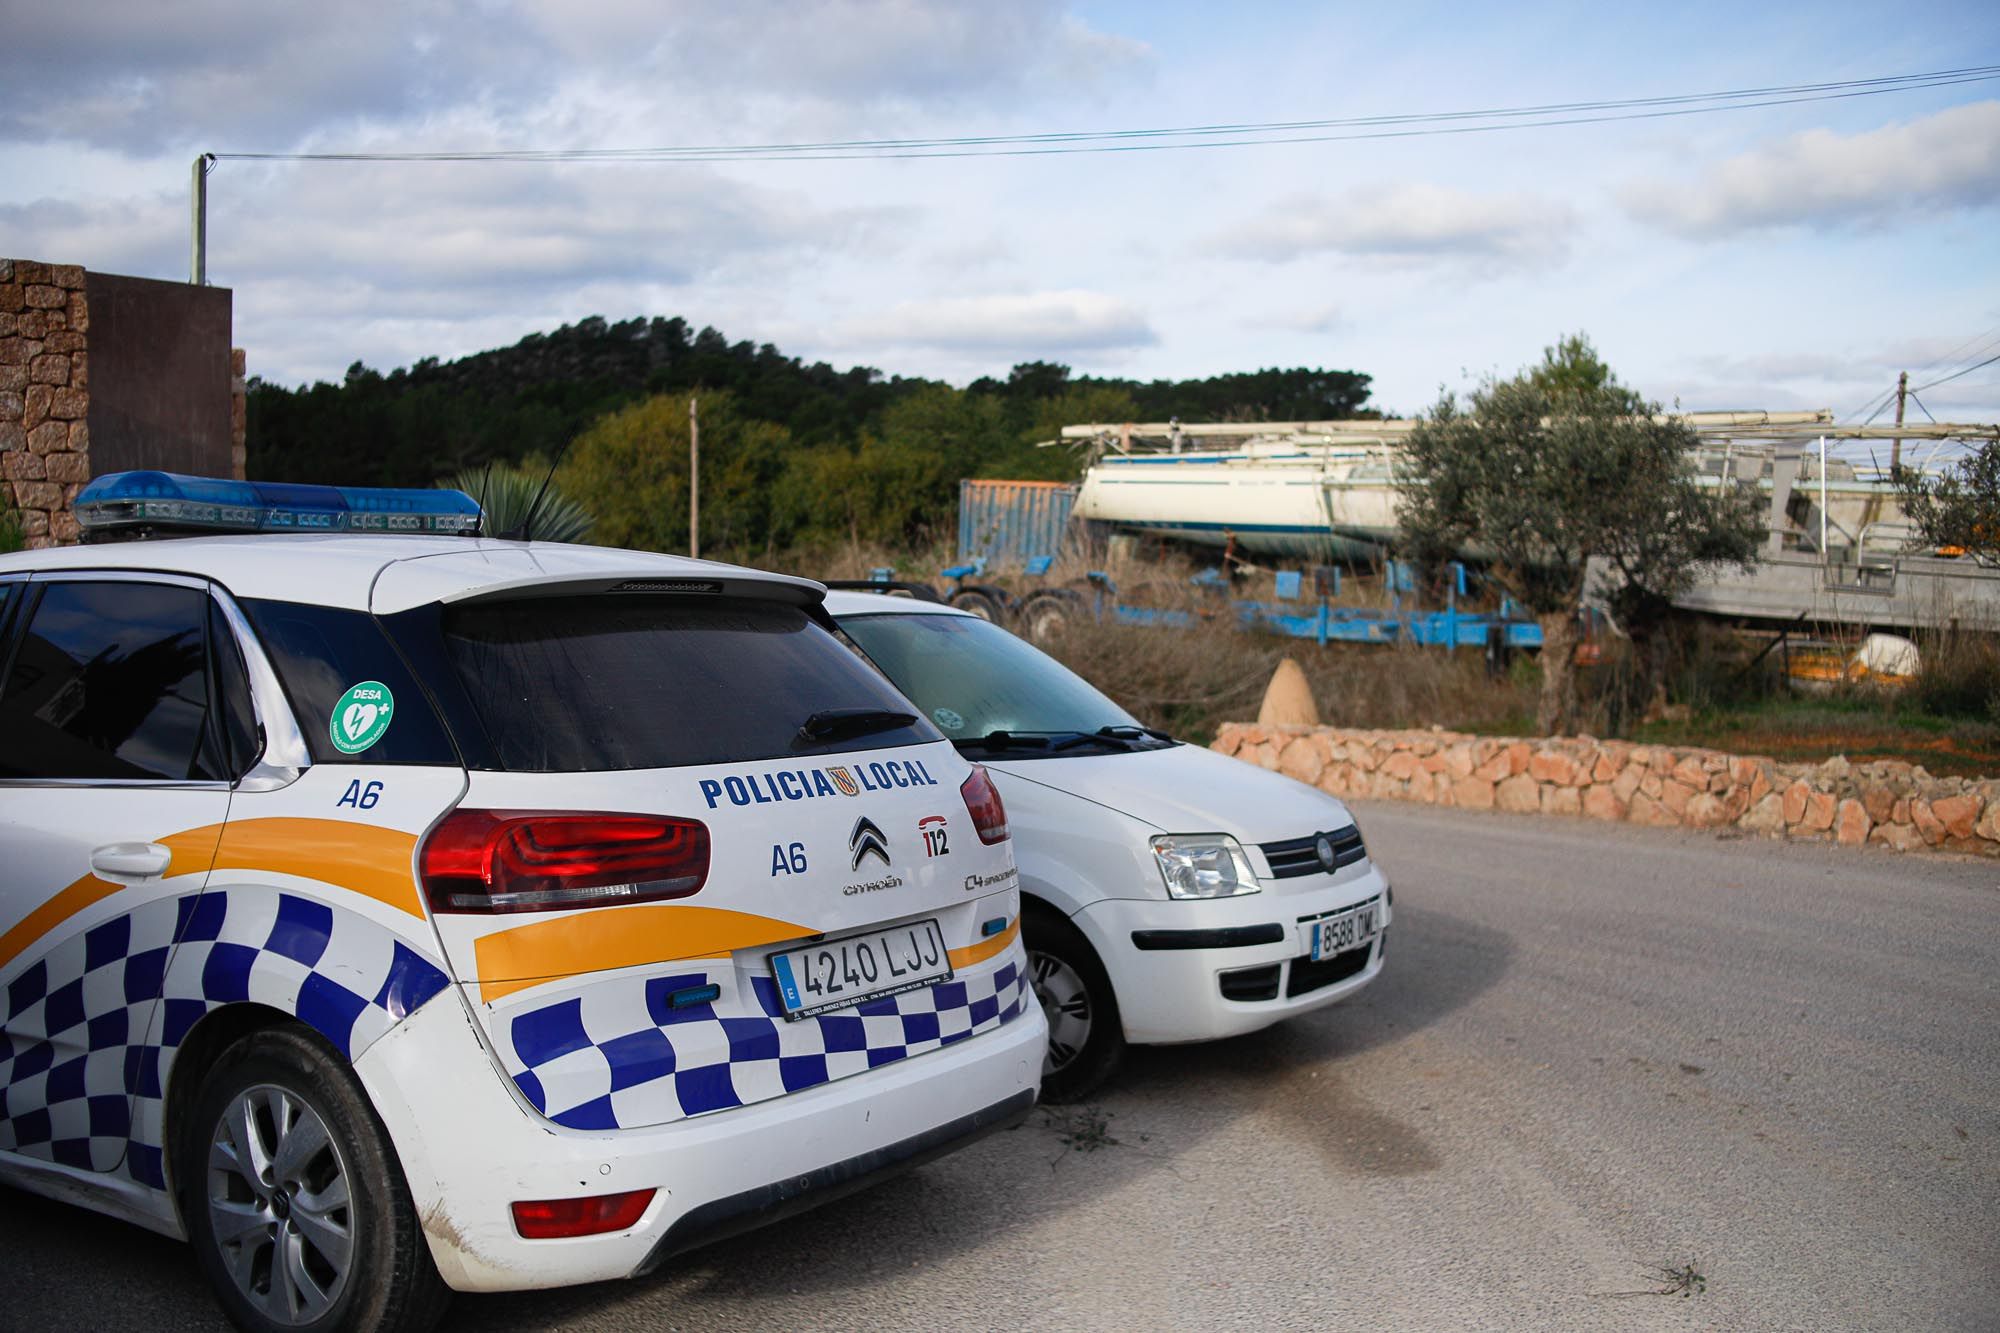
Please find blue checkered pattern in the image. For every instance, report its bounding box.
[0,889,448,1188]
[499,951,1031,1130]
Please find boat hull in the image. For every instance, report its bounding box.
[1074,454,1398,560]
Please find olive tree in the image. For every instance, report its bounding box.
[1893,438,2000,561]
[1397,337,1761,735]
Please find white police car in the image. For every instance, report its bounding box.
[828,590,1391,1101]
[0,473,1041,1333]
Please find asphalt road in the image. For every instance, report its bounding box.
[6,805,1997,1331]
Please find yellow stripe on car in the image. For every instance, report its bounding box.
[474,903,815,1002]
[0,824,225,970]
[947,918,1019,970]
[207,818,424,918]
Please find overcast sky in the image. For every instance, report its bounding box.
[4,1,1997,433]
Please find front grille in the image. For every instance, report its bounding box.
[1286,939,1376,997]
[1261,825,1366,879]
[1218,964,1282,1002]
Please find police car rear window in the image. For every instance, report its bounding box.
[241,600,458,765]
[434,595,941,772]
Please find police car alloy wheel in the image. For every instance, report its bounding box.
[182,1028,448,1333]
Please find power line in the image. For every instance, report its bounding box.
[1847,383,1899,424]
[1906,391,1940,424]
[211,65,2000,165]
[1912,352,2000,394]
[1903,324,2000,381]
[1844,328,2000,421]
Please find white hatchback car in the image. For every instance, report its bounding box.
[0,473,1042,1333]
[827,590,1392,1101]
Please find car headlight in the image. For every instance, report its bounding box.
[1150,834,1261,899]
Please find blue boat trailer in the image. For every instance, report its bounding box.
[1081,561,1545,650]
[837,557,1545,651]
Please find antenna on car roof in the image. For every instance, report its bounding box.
[502,436,576,542]
[473,460,494,538]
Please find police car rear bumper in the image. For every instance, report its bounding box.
[355,982,1047,1293]
[632,1085,1034,1276]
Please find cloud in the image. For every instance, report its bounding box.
[1261,302,1345,335]
[1,1,1150,156]
[3,161,900,289]
[0,162,907,384]
[1207,184,1575,267]
[1623,100,2000,238]
[638,2,1151,107]
[1689,350,1890,385]
[0,2,548,155]
[843,290,1157,354]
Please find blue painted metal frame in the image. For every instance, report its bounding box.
[1077,563,1544,649]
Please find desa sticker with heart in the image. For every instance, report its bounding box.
[330,680,396,754]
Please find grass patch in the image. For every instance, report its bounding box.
[1036,613,1535,745]
[1633,699,2000,778]
[754,541,2000,778]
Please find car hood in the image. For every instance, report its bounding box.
[989,743,1353,844]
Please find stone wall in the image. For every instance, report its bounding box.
[0,260,91,548]
[231,347,247,480]
[1212,724,2000,857]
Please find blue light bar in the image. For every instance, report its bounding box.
[75,471,483,538]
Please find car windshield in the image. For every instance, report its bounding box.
[837,611,1171,756]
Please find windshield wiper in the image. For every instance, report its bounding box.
[1046,725,1179,753]
[796,708,918,744]
[1094,724,1176,744]
[952,729,1056,752]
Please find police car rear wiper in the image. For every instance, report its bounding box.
[796,708,918,744]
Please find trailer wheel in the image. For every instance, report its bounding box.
[949,588,1005,622]
[1018,591,1078,643]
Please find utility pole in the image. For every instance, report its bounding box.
[1891,371,1908,472]
[689,396,700,560]
[189,153,214,285]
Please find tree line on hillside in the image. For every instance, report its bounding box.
[246,313,1375,553]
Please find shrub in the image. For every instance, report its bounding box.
[0,493,24,554]
[1906,626,2000,722]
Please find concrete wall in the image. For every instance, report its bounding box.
[1213,723,2000,857]
[1,259,240,548]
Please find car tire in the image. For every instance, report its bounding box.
[1024,904,1123,1103]
[949,588,1005,622]
[179,1026,451,1333]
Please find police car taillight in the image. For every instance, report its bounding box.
[419,810,710,914]
[959,766,1009,845]
[74,470,482,539]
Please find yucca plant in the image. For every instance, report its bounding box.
[0,494,24,553]
[441,462,593,543]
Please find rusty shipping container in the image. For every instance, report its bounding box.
[957,479,1080,565]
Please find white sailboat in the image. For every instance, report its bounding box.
[1061,414,2000,629]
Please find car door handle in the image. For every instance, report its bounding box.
[90,842,174,882]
